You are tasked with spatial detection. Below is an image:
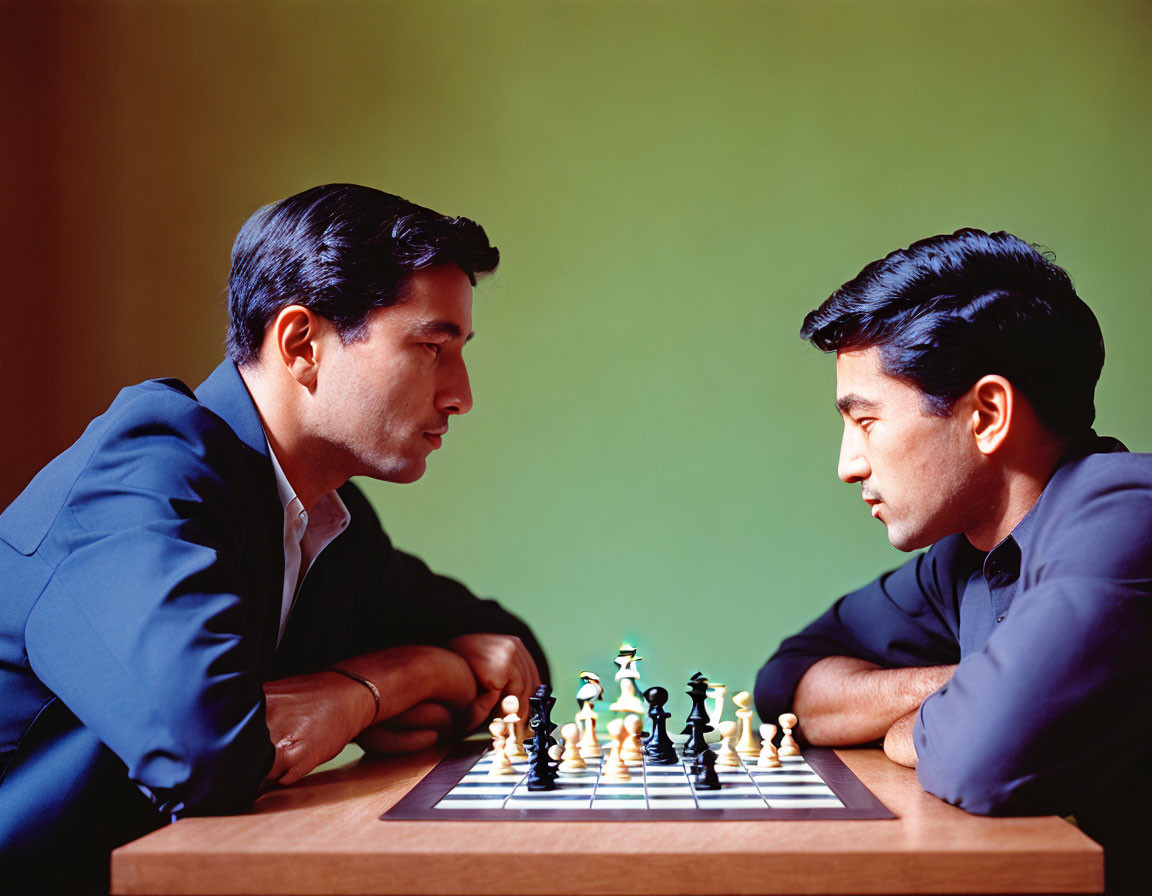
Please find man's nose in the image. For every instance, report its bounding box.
[438,357,473,416]
[837,429,870,483]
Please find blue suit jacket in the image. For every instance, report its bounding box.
[0,361,546,892]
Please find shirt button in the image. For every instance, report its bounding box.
[996,615,1005,623]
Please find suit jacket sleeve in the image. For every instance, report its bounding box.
[24,388,275,817]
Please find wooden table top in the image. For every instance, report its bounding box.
[111,746,1104,895]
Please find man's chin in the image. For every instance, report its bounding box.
[884,522,929,553]
[884,527,930,548]
[371,459,428,485]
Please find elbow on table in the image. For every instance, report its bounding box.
[915,737,1031,817]
[132,724,272,817]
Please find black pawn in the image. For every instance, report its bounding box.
[526,685,558,790]
[681,673,713,758]
[526,684,558,755]
[642,686,678,764]
[691,749,721,791]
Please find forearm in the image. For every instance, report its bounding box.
[793,656,956,745]
[263,645,478,784]
[883,709,919,767]
[328,644,477,726]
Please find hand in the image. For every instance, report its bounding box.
[355,701,460,755]
[262,670,376,786]
[447,633,541,738]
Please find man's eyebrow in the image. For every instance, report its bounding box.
[836,394,881,416]
[410,320,475,342]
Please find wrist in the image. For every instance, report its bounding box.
[326,667,380,729]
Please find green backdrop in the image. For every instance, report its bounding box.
[7,0,1152,720]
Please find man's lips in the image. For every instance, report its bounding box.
[424,427,448,449]
[863,495,882,519]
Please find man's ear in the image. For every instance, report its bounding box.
[270,305,325,388]
[968,375,1014,457]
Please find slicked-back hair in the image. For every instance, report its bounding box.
[225,184,499,365]
[800,229,1105,437]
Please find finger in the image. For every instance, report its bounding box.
[263,729,304,784]
[275,740,320,787]
[264,746,293,788]
[464,690,501,733]
[521,647,541,692]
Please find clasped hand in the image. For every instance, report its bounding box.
[262,636,540,787]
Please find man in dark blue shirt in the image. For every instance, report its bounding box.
[755,229,1151,896]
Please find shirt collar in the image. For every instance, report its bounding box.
[265,439,302,518]
[263,434,350,537]
[982,430,1125,585]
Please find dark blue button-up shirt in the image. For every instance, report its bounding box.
[755,433,1152,894]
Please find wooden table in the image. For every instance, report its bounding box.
[111,747,1104,895]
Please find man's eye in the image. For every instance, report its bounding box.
[423,343,442,357]
[856,418,876,431]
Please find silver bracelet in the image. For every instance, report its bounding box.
[326,666,380,721]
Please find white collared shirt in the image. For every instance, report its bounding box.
[264,440,350,646]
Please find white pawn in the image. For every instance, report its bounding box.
[487,719,517,776]
[733,690,760,760]
[599,717,632,782]
[558,723,587,774]
[716,720,741,768]
[576,703,602,758]
[756,723,781,768]
[778,712,801,757]
[621,714,645,764]
[502,695,528,760]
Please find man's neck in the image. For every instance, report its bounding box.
[964,439,1069,552]
[238,363,343,512]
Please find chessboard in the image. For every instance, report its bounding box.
[382,739,894,821]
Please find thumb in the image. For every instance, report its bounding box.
[276,740,318,786]
[465,690,501,733]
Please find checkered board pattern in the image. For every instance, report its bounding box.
[383,741,894,821]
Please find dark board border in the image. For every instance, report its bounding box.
[382,742,895,821]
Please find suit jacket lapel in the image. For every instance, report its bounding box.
[195,360,285,669]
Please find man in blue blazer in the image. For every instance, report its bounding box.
[0,184,548,892]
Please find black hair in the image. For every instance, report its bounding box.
[800,228,1104,437]
[225,184,499,364]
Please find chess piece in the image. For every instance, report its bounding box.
[502,695,528,760]
[576,702,602,758]
[609,644,646,714]
[526,685,559,790]
[778,712,801,756]
[621,714,645,763]
[575,670,604,745]
[487,719,517,776]
[681,673,713,758]
[642,686,679,764]
[599,718,632,782]
[733,690,761,760]
[528,684,558,754]
[756,723,781,768]
[716,720,741,768]
[558,723,587,774]
[691,749,721,790]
